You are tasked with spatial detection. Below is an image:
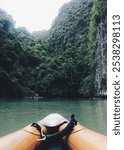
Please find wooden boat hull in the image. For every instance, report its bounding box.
[0,125,47,150]
[59,123,106,150]
[0,114,107,150]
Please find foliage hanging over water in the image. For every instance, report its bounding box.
[0,0,106,98]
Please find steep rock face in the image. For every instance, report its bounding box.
[94,17,107,97]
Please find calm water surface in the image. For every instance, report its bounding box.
[0,98,107,136]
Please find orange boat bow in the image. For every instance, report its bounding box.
[59,123,107,150]
[0,125,47,150]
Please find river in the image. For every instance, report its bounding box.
[0,98,107,136]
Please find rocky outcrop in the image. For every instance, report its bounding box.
[94,17,107,97]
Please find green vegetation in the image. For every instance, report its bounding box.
[0,0,106,98]
[87,0,106,57]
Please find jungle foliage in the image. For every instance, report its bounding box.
[0,0,106,98]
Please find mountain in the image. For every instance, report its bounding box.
[0,0,107,98]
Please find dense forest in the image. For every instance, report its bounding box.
[0,0,107,98]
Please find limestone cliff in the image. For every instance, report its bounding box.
[94,1,107,97]
[94,18,107,97]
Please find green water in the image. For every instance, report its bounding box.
[0,98,107,136]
